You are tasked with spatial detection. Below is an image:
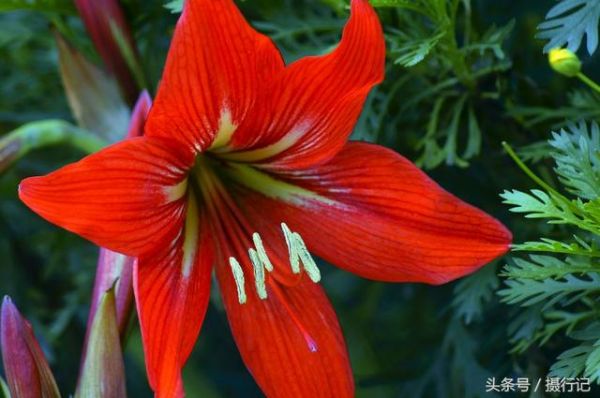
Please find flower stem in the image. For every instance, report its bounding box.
[576,72,600,94]
[0,120,106,173]
[501,141,556,193]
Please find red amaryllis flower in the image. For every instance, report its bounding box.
[19,0,512,397]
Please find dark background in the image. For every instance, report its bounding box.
[2,0,599,396]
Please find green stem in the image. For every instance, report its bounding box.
[444,0,475,90]
[0,120,107,173]
[501,141,557,194]
[576,72,600,94]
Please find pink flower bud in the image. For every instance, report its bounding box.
[1,296,61,398]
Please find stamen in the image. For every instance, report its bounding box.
[249,248,268,300]
[292,232,321,283]
[229,257,247,304]
[281,223,301,274]
[228,223,321,304]
[252,232,274,272]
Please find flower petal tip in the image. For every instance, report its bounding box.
[18,177,44,217]
[17,178,33,207]
[1,297,15,321]
[484,215,513,253]
[135,90,152,113]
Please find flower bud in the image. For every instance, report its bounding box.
[548,48,581,77]
[74,0,142,104]
[76,289,127,398]
[1,296,61,398]
[55,32,130,143]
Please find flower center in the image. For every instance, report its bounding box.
[188,155,321,303]
[184,155,322,353]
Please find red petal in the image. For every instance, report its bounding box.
[224,0,385,169]
[230,142,512,284]
[18,137,193,256]
[145,0,283,153]
[215,262,353,397]
[134,198,213,397]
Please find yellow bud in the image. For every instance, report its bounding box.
[548,48,581,77]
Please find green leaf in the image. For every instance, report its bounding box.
[452,264,499,324]
[550,344,591,378]
[512,236,600,257]
[501,189,600,235]
[164,0,183,13]
[515,141,553,163]
[585,339,600,382]
[462,20,515,60]
[537,0,600,54]
[550,323,600,382]
[501,255,596,280]
[549,121,600,200]
[509,90,600,128]
[501,189,573,222]
[0,0,75,14]
[389,28,445,67]
[371,0,448,22]
[0,376,10,398]
[507,304,545,353]
[498,268,600,308]
[462,105,482,158]
[417,94,474,168]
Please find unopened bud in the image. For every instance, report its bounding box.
[76,289,127,398]
[74,0,143,103]
[1,296,61,398]
[548,48,581,77]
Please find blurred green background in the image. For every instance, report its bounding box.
[2,0,600,396]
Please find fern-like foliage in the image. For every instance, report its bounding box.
[388,27,445,67]
[375,2,513,169]
[163,0,182,13]
[537,0,600,55]
[501,120,600,381]
[513,236,600,257]
[550,121,600,200]
[452,263,499,324]
[510,90,600,129]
